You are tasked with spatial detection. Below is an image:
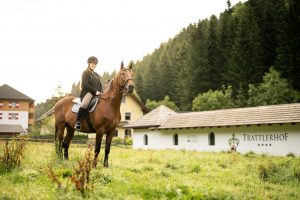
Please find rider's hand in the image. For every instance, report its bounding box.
[96,91,101,96]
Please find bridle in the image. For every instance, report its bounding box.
[100,69,133,101]
[120,77,133,94]
[118,68,133,95]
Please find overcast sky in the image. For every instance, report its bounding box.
[0,0,245,103]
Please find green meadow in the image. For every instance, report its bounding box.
[0,141,300,200]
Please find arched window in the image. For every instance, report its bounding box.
[144,134,148,145]
[209,132,215,146]
[173,134,178,145]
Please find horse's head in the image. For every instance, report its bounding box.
[118,61,135,94]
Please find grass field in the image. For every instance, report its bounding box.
[0,141,300,199]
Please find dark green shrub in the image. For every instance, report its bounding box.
[190,164,201,173]
[245,151,257,158]
[165,162,178,170]
[124,138,133,145]
[286,153,295,157]
[112,137,122,145]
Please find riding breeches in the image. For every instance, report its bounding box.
[81,92,94,109]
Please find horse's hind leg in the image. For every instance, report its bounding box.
[55,122,65,158]
[63,123,75,160]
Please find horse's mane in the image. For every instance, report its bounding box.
[105,76,117,93]
[104,80,113,93]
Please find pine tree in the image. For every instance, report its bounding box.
[71,82,81,97]
[275,0,300,90]
[226,3,262,94]
[207,15,222,90]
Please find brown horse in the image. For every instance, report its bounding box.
[54,62,134,167]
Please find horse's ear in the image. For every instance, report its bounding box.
[121,61,124,69]
[129,62,133,70]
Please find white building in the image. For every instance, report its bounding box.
[124,104,300,156]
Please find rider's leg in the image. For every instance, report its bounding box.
[74,92,93,130]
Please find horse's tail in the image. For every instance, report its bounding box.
[54,101,60,142]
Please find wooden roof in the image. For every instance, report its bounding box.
[0,84,34,102]
[0,124,27,133]
[125,103,300,129]
[123,105,177,128]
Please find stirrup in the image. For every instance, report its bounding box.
[74,122,81,131]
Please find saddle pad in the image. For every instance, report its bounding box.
[71,103,81,113]
[71,97,98,113]
[72,98,81,105]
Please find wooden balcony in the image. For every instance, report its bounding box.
[29,107,35,113]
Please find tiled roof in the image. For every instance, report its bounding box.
[0,84,34,101]
[124,105,177,128]
[159,103,300,129]
[0,124,27,133]
[125,103,300,129]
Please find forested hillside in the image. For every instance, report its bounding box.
[134,0,300,110]
[35,0,300,118]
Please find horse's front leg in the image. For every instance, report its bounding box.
[93,131,104,168]
[62,124,75,160]
[104,132,114,168]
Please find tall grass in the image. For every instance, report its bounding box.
[70,145,94,193]
[0,142,299,199]
[258,158,300,183]
[0,138,27,172]
[48,145,95,194]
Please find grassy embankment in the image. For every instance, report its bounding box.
[0,141,299,199]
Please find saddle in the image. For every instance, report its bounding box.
[71,96,99,132]
[71,96,99,113]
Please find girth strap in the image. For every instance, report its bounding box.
[83,112,96,132]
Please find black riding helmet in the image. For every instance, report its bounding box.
[87,56,98,64]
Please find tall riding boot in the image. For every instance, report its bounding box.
[74,107,87,131]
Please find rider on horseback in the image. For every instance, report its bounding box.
[74,56,103,131]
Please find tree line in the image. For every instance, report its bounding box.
[133,0,300,111]
[36,0,300,119]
